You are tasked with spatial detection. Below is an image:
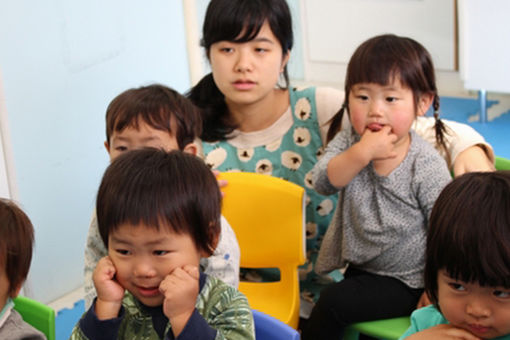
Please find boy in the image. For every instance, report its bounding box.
[71,149,254,339]
[84,84,240,307]
[0,199,46,340]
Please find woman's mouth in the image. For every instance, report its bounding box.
[232,80,256,90]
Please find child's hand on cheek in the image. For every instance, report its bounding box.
[159,265,200,337]
[406,324,481,340]
[360,125,398,161]
[93,256,125,320]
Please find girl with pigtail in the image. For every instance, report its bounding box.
[188,0,494,321]
[303,34,454,339]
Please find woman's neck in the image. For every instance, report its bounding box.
[226,88,289,132]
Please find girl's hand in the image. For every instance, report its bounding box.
[92,256,125,319]
[212,169,228,196]
[359,125,398,161]
[405,324,481,340]
[453,145,495,177]
[160,265,200,337]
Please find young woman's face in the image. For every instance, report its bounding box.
[208,21,290,107]
[108,223,204,307]
[437,270,510,339]
[348,77,430,145]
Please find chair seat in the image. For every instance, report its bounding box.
[240,279,300,329]
[345,316,411,340]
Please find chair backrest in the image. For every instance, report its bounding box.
[219,172,306,269]
[13,295,56,340]
[252,309,300,340]
[218,172,306,328]
[496,156,510,170]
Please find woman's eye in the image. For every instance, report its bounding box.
[493,290,510,298]
[448,282,466,291]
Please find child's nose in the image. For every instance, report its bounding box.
[368,100,383,116]
[133,260,156,278]
[466,298,491,319]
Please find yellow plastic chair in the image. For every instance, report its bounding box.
[13,295,56,340]
[218,172,306,329]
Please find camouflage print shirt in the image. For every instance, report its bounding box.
[70,273,254,340]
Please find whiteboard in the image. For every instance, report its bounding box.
[301,0,456,83]
[458,0,510,93]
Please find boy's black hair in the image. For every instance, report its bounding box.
[187,0,293,142]
[327,34,450,165]
[425,171,510,306]
[106,84,202,150]
[96,148,221,256]
[0,199,34,296]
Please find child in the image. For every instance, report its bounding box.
[400,171,510,340]
[0,199,46,340]
[302,34,453,339]
[71,149,254,340]
[187,0,495,316]
[84,84,240,308]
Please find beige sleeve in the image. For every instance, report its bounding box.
[412,116,495,166]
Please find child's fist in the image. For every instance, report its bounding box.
[93,256,125,304]
[159,265,200,321]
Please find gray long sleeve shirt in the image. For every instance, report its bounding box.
[312,129,451,288]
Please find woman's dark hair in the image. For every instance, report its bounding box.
[424,171,510,306]
[0,199,34,296]
[327,34,450,166]
[186,0,293,142]
[106,84,202,150]
[96,148,222,256]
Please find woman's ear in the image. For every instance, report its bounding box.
[280,50,291,73]
[417,93,434,116]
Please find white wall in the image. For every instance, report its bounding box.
[0,0,191,303]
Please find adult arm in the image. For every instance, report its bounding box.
[412,116,495,175]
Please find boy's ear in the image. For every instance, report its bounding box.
[104,141,111,153]
[10,283,23,298]
[182,142,198,156]
[417,93,434,117]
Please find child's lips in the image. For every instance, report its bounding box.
[367,123,384,132]
[136,285,160,297]
[468,323,490,335]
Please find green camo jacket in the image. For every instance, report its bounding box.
[69,274,254,340]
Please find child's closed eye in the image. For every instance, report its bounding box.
[493,290,510,299]
[448,282,466,291]
[115,249,131,255]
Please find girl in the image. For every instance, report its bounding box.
[302,34,453,339]
[401,171,510,340]
[187,0,494,316]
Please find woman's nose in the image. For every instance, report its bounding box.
[235,50,253,73]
